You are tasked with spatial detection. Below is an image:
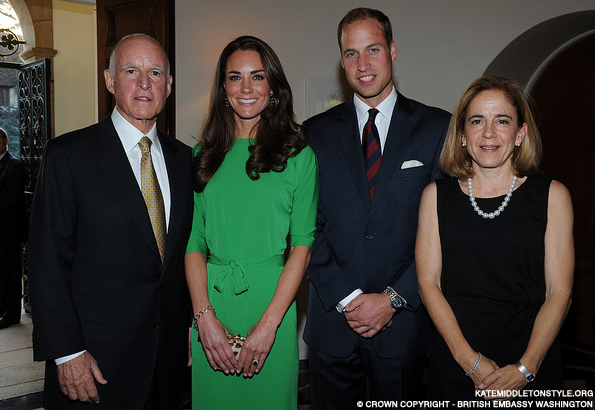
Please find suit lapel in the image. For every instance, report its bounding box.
[335,101,371,211]
[94,118,162,261]
[369,93,414,213]
[158,132,181,274]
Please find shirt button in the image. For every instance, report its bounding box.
[153,321,160,328]
[366,234,374,240]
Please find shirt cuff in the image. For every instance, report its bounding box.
[55,350,86,365]
[336,289,363,313]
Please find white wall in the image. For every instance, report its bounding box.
[175,0,595,148]
[53,0,96,137]
[175,0,595,359]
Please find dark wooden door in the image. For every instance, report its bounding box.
[96,0,175,136]
[530,33,595,345]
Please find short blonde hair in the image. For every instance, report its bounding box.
[440,75,542,180]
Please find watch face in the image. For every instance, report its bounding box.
[527,374,535,383]
[392,297,403,310]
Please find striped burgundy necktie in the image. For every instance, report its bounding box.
[363,108,381,198]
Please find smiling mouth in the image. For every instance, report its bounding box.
[481,146,499,151]
[238,98,257,104]
[359,75,375,82]
[135,97,151,101]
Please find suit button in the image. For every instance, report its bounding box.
[153,321,160,328]
[366,234,374,240]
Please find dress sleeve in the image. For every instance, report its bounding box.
[186,145,208,255]
[289,145,319,248]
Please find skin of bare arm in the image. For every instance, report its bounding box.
[185,251,237,374]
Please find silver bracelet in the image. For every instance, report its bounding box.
[465,352,482,376]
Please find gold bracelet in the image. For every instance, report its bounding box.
[193,305,215,330]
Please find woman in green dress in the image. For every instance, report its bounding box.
[185,36,318,409]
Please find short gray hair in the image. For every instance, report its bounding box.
[108,33,170,77]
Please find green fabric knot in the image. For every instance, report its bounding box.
[213,259,250,295]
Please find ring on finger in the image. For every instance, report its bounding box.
[252,359,259,366]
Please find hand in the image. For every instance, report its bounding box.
[195,314,237,374]
[344,293,395,338]
[57,351,107,403]
[477,364,528,399]
[236,321,276,378]
[466,354,499,388]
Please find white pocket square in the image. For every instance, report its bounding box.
[401,160,424,169]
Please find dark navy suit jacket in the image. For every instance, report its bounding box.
[304,92,450,359]
[28,116,193,409]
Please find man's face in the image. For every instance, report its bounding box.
[340,18,397,108]
[104,37,172,134]
[0,136,7,155]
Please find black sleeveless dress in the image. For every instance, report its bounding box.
[427,175,563,400]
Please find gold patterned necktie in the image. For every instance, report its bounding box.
[138,136,166,262]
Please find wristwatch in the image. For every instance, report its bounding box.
[515,361,535,383]
[384,287,407,311]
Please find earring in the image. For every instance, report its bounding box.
[462,143,466,147]
[515,143,520,147]
[268,97,275,108]
[224,98,230,108]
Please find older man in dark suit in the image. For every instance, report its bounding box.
[28,34,193,409]
[303,8,451,408]
[0,127,25,329]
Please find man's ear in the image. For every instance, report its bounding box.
[104,69,115,95]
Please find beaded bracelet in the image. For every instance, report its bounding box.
[465,352,482,376]
[192,305,215,330]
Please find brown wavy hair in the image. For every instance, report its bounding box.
[192,36,307,192]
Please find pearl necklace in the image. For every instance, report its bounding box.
[467,176,518,219]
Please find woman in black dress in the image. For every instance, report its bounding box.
[416,75,574,400]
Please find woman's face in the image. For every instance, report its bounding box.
[224,50,272,132]
[462,90,527,173]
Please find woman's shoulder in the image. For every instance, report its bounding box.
[292,144,316,163]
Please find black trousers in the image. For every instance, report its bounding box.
[0,243,22,318]
[309,337,426,410]
[143,343,176,410]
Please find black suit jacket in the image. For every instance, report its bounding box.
[0,151,25,245]
[304,92,450,359]
[28,116,193,409]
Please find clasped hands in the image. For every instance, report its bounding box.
[196,314,274,378]
[344,293,394,338]
[468,354,528,400]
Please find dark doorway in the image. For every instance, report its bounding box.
[530,33,595,346]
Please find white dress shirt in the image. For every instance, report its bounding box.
[335,87,398,313]
[353,86,398,153]
[111,108,171,229]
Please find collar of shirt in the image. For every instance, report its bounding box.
[0,151,6,162]
[354,87,398,153]
[111,107,161,156]
[110,107,171,230]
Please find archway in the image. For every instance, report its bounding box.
[486,12,595,348]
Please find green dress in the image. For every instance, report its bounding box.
[186,139,318,410]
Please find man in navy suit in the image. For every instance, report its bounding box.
[0,127,25,329]
[304,8,450,408]
[29,34,193,409]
